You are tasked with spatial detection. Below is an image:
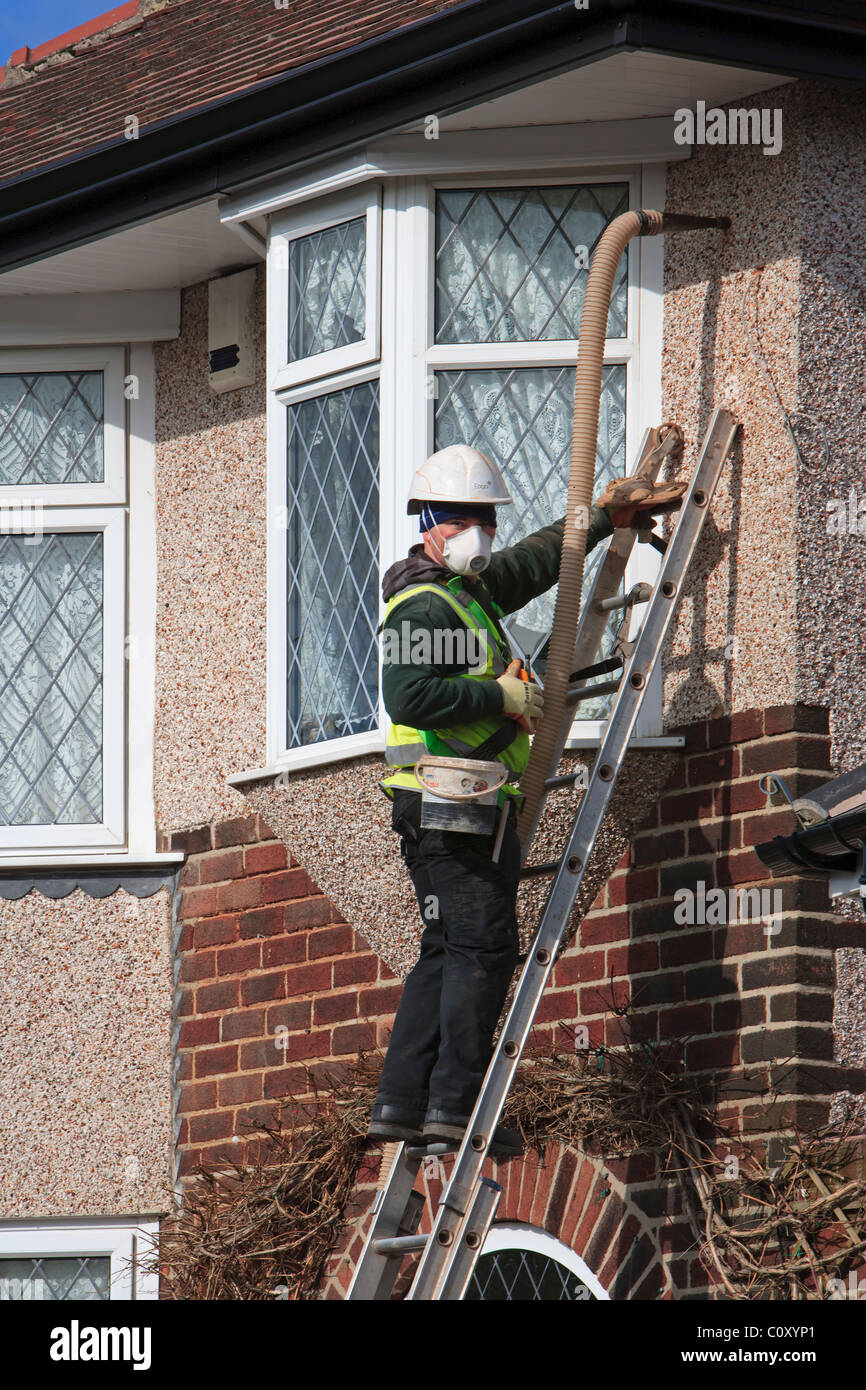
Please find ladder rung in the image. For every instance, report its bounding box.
[519,860,560,879]
[544,772,586,790]
[372,1234,429,1256]
[566,678,621,705]
[594,581,652,613]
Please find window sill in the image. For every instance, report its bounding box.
[564,734,685,750]
[228,732,386,786]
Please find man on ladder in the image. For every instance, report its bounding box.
[367,442,684,1156]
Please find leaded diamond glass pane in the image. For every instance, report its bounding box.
[287,382,379,747]
[0,1257,110,1300]
[0,532,103,824]
[289,217,366,360]
[465,1248,596,1300]
[435,185,629,343]
[434,366,625,716]
[0,372,104,485]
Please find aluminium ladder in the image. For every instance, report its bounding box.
[347,408,739,1301]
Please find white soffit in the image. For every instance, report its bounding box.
[0,200,261,297]
[438,52,795,128]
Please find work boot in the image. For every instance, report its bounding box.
[422,1109,523,1158]
[366,1103,425,1142]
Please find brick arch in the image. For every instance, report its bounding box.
[323,1141,668,1300]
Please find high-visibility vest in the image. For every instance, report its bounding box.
[380,577,530,798]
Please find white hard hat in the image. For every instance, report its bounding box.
[407,444,512,514]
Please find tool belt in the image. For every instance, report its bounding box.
[415,755,508,834]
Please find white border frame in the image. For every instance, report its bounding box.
[0,347,126,506]
[268,186,382,393]
[0,1217,160,1301]
[479,1220,611,1300]
[0,508,126,851]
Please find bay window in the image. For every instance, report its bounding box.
[265,163,663,773]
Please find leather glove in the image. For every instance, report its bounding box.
[496,659,544,732]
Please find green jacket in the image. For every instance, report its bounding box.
[380,507,613,732]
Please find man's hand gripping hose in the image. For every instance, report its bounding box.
[497,658,544,734]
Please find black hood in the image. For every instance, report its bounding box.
[382,544,451,602]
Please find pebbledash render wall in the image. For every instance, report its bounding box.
[148,77,866,1297]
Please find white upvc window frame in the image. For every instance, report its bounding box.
[0,1217,160,1301]
[268,185,382,393]
[480,1221,611,1300]
[264,159,665,776]
[0,347,126,506]
[0,341,168,862]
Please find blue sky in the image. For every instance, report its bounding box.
[0,1,108,63]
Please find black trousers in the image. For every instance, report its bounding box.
[373,788,521,1120]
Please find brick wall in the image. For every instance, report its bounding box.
[163,703,866,1297]
[164,813,400,1177]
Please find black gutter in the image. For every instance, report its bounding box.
[1,0,866,275]
[756,804,866,879]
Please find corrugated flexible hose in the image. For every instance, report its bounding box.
[516,208,730,852]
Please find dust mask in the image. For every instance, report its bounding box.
[441,525,493,576]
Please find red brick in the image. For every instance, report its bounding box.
[714,996,765,1031]
[244,842,289,875]
[279,1030,332,1062]
[534,989,579,1023]
[239,905,286,939]
[685,1034,740,1070]
[176,987,195,1018]
[168,826,212,855]
[217,942,262,976]
[198,848,245,884]
[579,981,631,1015]
[740,735,831,777]
[659,1003,712,1039]
[178,1017,220,1048]
[715,850,767,887]
[580,912,630,946]
[308,925,354,959]
[219,1072,264,1106]
[179,950,216,983]
[241,971,286,1005]
[359,983,404,1016]
[178,859,199,887]
[553,951,603,986]
[689,748,740,786]
[332,1022,378,1054]
[180,884,220,919]
[267,1000,312,1031]
[668,721,707,752]
[220,1008,267,1041]
[284,896,333,930]
[261,869,313,903]
[333,954,379,986]
[659,931,714,968]
[632,830,686,867]
[262,934,306,968]
[188,1110,236,1143]
[193,914,239,948]
[659,788,717,825]
[741,810,800,846]
[607,941,659,976]
[688,819,742,855]
[314,991,358,1024]
[707,710,764,747]
[218,876,265,912]
[285,961,333,996]
[177,1081,217,1114]
[764,704,830,736]
[195,979,240,1014]
[239,1038,283,1071]
[715,778,768,815]
[195,1044,239,1078]
[213,815,261,848]
[609,868,658,907]
[263,1066,310,1099]
[177,923,195,953]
